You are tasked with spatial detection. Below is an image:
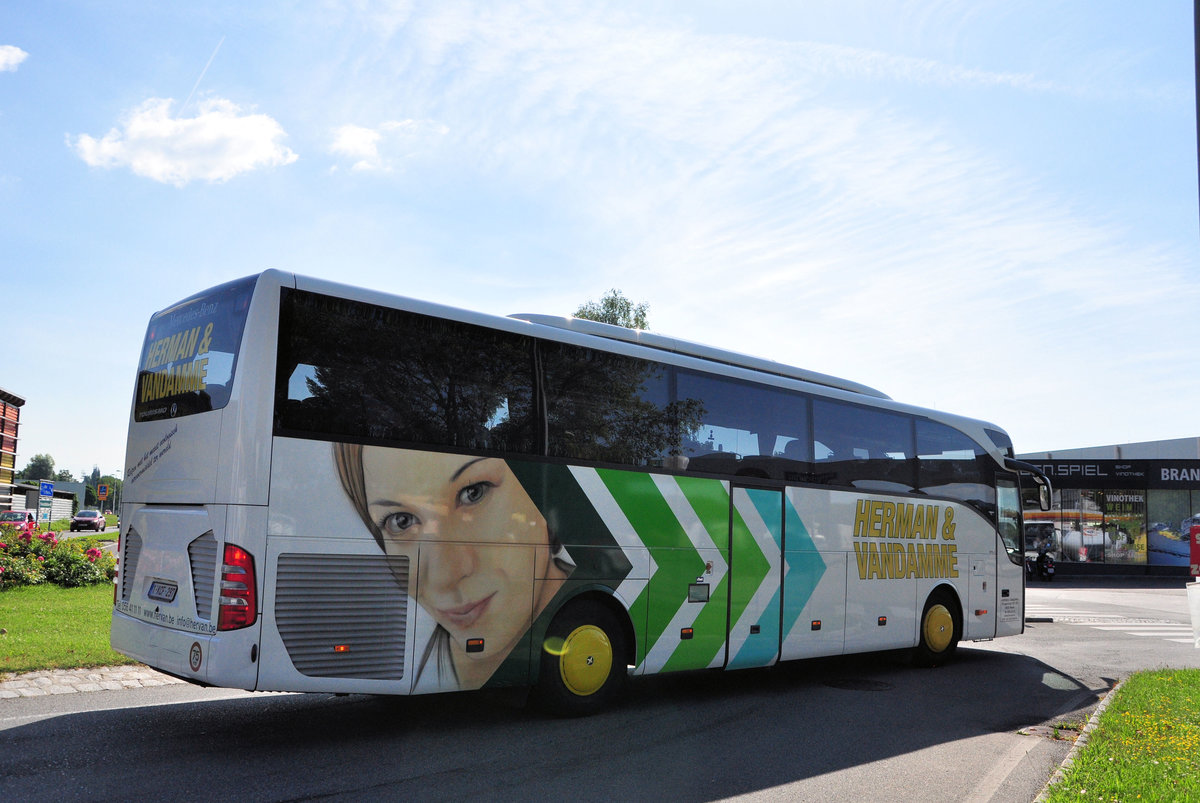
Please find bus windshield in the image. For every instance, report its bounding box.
[133,275,257,423]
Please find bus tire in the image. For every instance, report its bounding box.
[913,590,960,667]
[534,599,627,717]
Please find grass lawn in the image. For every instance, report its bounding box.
[1046,668,1200,800]
[0,583,138,675]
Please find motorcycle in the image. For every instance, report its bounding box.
[1029,550,1055,581]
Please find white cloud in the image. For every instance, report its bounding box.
[309,2,1198,449]
[70,97,298,186]
[0,45,28,72]
[329,119,449,172]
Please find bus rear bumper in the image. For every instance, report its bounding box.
[110,609,261,691]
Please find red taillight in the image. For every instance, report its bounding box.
[218,544,257,631]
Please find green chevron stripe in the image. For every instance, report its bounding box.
[673,475,731,549]
[597,470,705,654]
[660,475,738,671]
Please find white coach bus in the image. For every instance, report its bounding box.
[111,270,1050,715]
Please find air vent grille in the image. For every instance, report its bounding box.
[188,531,218,620]
[120,528,142,602]
[275,553,410,680]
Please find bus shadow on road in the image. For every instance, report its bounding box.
[1,646,1100,800]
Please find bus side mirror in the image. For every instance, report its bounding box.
[1004,458,1053,512]
[1037,480,1051,512]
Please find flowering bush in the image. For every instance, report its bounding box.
[0,523,117,590]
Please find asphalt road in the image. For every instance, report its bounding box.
[2,579,1197,802]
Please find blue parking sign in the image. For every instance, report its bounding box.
[39,480,54,497]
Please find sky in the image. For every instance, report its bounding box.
[1,0,1197,482]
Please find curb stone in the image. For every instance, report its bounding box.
[0,665,183,699]
[1032,678,1125,802]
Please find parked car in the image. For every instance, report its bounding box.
[0,510,37,534]
[70,509,106,532]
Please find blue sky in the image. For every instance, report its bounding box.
[2,0,1197,481]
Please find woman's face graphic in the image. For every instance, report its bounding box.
[361,449,557,666]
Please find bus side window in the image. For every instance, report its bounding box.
[541,343,675,467]
[275,290,536,454]
[916,419,996,516]
[812,399,915,492]
[675,370,809,480]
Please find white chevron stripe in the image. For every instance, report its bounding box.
[644,474,730,670]
[651,474,729,567]
[567,466,654,615]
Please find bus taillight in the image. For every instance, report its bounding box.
[218,544,257,631]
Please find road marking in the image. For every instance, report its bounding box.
[1026,604,1195,646]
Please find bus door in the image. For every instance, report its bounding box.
[727,485,784,669]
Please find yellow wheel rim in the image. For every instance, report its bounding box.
[558,624,613,697]
[923,604,954,653]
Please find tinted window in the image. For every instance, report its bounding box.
[677,371,809,480]
[134,274,257,422]
[276,289,535,453]
[541,343,682,466]
[916,419,996,513]
[812,400,915,491]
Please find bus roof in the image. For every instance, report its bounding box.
[508,313,892,400]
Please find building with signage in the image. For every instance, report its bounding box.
[1018,437,1200,576]
[0,386,24,511]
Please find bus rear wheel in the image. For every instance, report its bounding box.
[913,590,960,667]
[534,600,627,717]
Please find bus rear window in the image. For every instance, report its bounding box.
[133,275,257,423]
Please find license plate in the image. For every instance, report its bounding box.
[147,580,178,603]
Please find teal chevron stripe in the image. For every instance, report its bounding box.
[728,489,782,669]
[782,495,825,639]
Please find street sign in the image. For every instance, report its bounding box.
[98,483,109,500]
[38,481,54,524]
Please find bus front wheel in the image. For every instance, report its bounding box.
[534,600,627,717]
[913,591,960,667]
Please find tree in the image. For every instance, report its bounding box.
[17,453,55,481]
[574,289,649,330]
[55,469,75,482]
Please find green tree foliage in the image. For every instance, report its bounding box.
[17,454,54,481]
[574,289,649,330]
[55,469,74,482]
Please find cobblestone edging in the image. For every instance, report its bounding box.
[0,666,184,699]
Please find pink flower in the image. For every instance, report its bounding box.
[37,555,44,562]
[0,542,6,549]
